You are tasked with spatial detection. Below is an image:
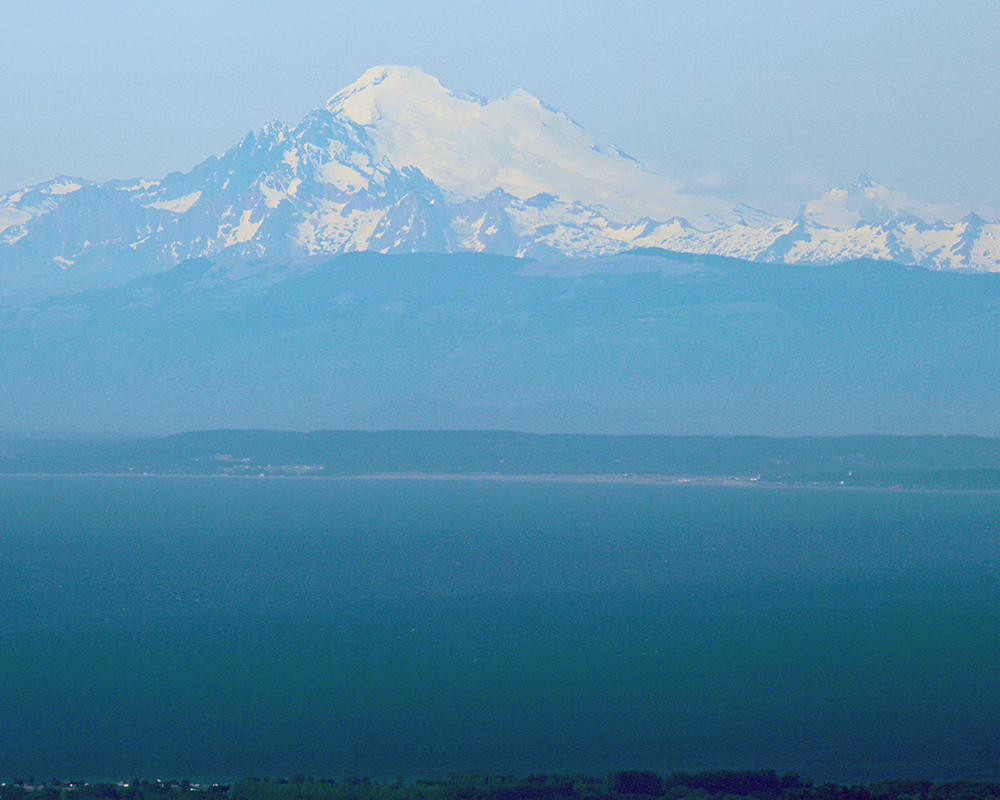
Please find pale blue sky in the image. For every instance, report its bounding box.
[2,0,998,213]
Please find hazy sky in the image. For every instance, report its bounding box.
[2,0,998,213]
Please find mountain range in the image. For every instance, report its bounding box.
[5,67,1000,437]
[2,65,998,302]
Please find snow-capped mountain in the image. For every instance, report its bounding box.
[324,66,736,227]
[2,65,998,300]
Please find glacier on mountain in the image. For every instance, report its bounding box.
[1,65,998,300]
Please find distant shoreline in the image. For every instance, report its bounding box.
[2,470,997,492]
[0,470,776,485]
[5,431,1000,492]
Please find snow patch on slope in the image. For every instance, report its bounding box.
[0,207,31,236]
[46,181,83,195]
[146,191,202,213]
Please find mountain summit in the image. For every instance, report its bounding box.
[322,65,731,226]
[1,66,999,300]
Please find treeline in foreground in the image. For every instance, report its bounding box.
[3,770,1000,800]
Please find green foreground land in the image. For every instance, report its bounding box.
[4,430,1000,490]
[4,771,1000,800]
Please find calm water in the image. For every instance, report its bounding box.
[1,476,999,784]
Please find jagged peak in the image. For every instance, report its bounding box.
[259,119,289,137]
[523,192,558,209]
[483,186,516,203]
[852,173,877,193]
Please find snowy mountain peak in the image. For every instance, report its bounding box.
[802,177,975,229]
[326,65,450,125]
[329,64,433,95]
[322,65,730,227]
[4,66,1000,303]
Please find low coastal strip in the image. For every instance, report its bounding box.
[4,430,1000,490]
[4,770,1000,800]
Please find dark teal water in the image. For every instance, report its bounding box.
[1,477,999,784]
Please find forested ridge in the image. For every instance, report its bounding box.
[4,771,1000,800]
